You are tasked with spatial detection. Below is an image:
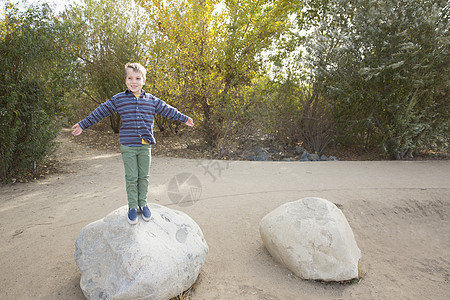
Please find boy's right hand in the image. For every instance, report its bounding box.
[71,123,83,136]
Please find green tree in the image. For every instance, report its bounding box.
[0,2,73,181]
[302,0,449,158]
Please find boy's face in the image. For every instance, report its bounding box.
[125,68,146,95]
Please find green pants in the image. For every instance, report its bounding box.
[120,144,151,209]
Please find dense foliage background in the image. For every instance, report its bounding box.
[1,0,448,181]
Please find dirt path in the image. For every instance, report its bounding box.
[0,129,449,299]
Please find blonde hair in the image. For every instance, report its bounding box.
[124,62,147,81]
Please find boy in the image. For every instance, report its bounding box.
[72,62,194,224]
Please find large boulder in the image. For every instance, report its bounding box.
[259,197,361,281]
[75,204,208,300]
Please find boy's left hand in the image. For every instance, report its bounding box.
[185,117,194,127]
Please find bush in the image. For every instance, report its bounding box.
[0,3,70,181]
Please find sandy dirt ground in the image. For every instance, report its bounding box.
[0,129,449,300]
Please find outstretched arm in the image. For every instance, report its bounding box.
[185,117,194,127]
[71,123,83,136]
[75,98,117,134]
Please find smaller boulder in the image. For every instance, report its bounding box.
[259,197,361,281]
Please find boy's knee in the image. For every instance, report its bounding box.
[125,175,138,183]
[138,174,149,180]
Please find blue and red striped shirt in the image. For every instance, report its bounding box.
[78,89,189,147]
